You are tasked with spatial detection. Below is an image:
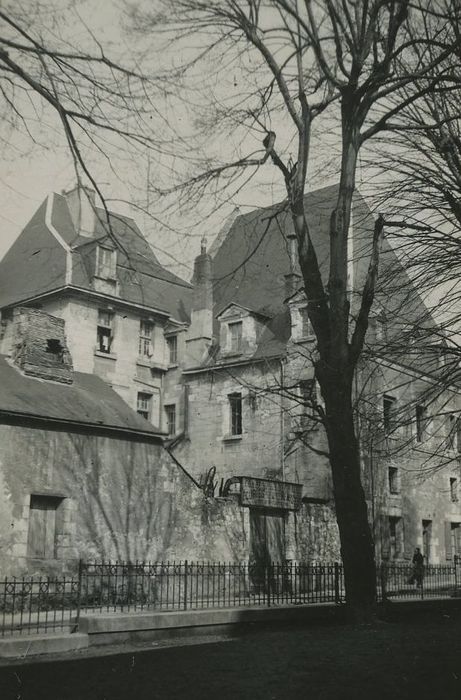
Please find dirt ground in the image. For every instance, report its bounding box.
[1,609,461,700]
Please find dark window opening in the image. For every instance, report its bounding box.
[451,523,461,558]
[389,516,402,559]
[97,310,114,354]
[46,338,64,361]
[229,393,242,436]
[422,519,432,562]
[388,467,400,494]
[450,477,458,503]
[383,395,396,434]
[416,405,427,442]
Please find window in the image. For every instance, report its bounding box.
[383,395,396,434]
[27,495,63,559]
[228,392,242,436]
[450,477,458,503]
[229,321,243,353]
[298,379,316,426]
[451,523,461,558]
[299,306,311,338]
[165,404,176,436]
[375,316,387,342]
[139,320,154,358]
[448,414,460,451]
[97,246,116,279]
[389,517,403,559]
[388,467,400,495]
[422,519,432,562]
[166,335,178,364]
[416,404,427,442]
[137,392,152,420]
[97,310,114,354]
[45,338,64,362]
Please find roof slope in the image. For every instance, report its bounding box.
[0,193,192,322]
[0,354,162,437]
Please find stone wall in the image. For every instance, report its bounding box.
[0,422,247,576]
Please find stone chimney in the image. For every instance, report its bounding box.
[64,185,96,237]
[10,308,74,384]
[185,238,213,366]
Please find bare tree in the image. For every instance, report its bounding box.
[131,0,460,619]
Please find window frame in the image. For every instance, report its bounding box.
[299,305,312,338]
[228,392,243,436]
[228,320,243,354]
[383,395,397,434]
[96,245,117,279]
[415,404,427,443]
[166,334,178,365]
[97,309,114,354]
[388,466,400,495]
[139,320,154,358]
[137,391,152,420]
[27,495,64,560]
[165,404,177,436]
[450,477,458,503]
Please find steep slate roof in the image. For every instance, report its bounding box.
[207,183,438,366]
[0,193,192,322]
[0,354,163,437]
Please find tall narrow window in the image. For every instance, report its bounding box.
[383,395,396,434]
[139,320,154,358]
[228,392,242,436]
[448,414,460,451]
[451,523,461,558]
[388,517,402,559]
[450,477,458,503]
[416,404,427,442]
[422,519,432,562]
[27,495,63,559]
[166,335,178,364]
[299,306,311,338]
[388,467,400,495]
[137,392,152,420]
[165,404,176,436]
[229,321,242,353]
[97,310,114,353]
[97,246,116,279]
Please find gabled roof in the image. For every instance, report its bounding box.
[216,302,272,320]
[0,193,192,322]
[0,354,163,439]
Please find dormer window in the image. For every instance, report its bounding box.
[229,321,243,353]
[96,246,117,279]
[139,320,154,358]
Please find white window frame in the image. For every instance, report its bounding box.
[228,320,243,353]
[166,335,178,364]
[228,392,243,436]
[165,404,177,436]
[96,246,117,279]
[139,320,154,358]
[137,392,152,420]
[97,309,114,354]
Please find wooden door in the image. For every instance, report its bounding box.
[250,509,285,565]
[27,496,59,559]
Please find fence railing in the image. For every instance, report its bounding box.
[1,559,460,637]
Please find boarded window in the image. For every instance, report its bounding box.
[27,495,63,559]
[229,321,242,353]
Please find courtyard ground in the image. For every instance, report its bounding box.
[1,608,461,699]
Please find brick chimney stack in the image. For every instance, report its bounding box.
[64,185,96,238]
[9,308,74,384]
[185,238,213,366]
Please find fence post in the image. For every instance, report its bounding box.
[455,555,459,592]
[183,560,188,611]
[75,559,83,631]
[380,562,387,603]
[266,562,271,608]
[334,562,340,604]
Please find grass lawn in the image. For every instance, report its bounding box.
[1,607,461,699]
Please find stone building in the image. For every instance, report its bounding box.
[0,184,459,570]
[0,308,246,576]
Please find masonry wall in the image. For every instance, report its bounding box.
[359,360,461,564]
[0,423,248,576]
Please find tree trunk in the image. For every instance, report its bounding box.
[320,368,377,622]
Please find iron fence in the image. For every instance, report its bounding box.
[379,560,461,601]
[1,559,461,637]
[0,576,79,637]
[79,560,343,613]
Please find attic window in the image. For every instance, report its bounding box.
[46,338,64,361]
[96,246,117,279]
[229,321,243,353]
